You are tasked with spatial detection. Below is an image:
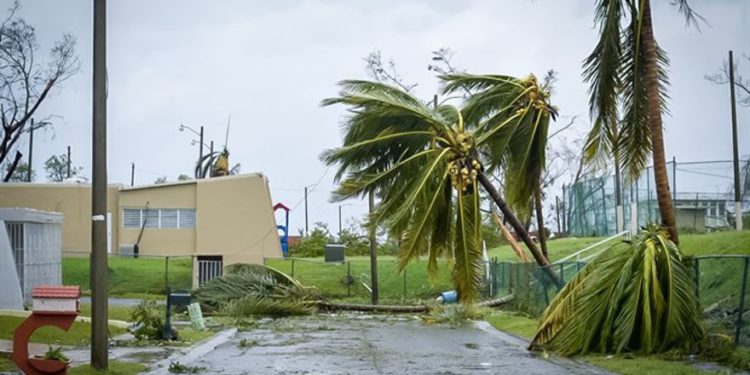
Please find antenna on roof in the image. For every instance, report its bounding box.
[224,115,231,150]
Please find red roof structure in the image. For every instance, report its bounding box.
[274,202,290,212]
[32,285,81,299]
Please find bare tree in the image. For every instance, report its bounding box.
[705,53,750,107]
[363,50,416,92]
[0,2,79,181]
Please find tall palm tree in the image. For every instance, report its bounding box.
[322,75,562,303]
[582,0,701,245]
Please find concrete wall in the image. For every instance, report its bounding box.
[195,174,282,265]
[119,182,197,256]
[0,184,120,254]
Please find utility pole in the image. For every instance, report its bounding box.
[338,205,342,241]
[304,186,309,237]
[729,50,743,231]
[369,191,379,305]
[91,0,108,369]
[130,163,135,186]
[27,119,33,182]
[67,145,71,179]
[199,126,204,178]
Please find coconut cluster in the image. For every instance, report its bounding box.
[448,132,481,192]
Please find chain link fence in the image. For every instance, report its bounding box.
[563,160,749,236]
[487,255,750,346]
[264,257,454,304]
[61,252,194,296]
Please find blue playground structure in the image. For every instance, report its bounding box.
[274,203,290,257]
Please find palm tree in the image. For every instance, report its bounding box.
[322,75,562,303]
[582,0,702,245]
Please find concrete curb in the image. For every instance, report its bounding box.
[140,328,237,375]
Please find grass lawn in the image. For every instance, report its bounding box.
[0,315,127,346]
[69,361,146,375]
[265,257,454,304]
[77,303,134,322]
[63,256,193,296]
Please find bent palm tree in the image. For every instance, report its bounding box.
[582,0,702,245]
[530,225,703,355]
[322,75,561,303]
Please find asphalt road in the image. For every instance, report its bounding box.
[148,313,610,375]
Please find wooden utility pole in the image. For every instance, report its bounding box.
[304,186,309,236]
[369,191,379,305]
[66,145,71,179]
[729,50,743,231]
[130,163,135,186]
[27,119,33,182]
[91,0,108,369]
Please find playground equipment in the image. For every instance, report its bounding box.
[274,203,290,257]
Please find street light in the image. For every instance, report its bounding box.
[179,124,204,176]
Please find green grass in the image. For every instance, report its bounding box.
[63,256,193,296]
[0,315,127,346]
[584,356,718,375]
[69,360,146,375]
[488,230,750,262]
[78,303,134,322]
[265,257,454,304]
[485,310,539,339]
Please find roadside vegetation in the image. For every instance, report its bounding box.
[0,316,126,346]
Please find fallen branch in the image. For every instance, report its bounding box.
[318,294,514,313]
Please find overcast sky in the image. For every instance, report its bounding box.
[8,0,750,235]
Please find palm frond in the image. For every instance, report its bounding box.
[530,225,703,355]
[582,0,623,166]
[668,0,706,30]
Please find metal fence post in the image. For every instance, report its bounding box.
[403,267,407,299]
[165,256,169,291]
[347,261,351,297]
[694,258,700,301]
[291,258,295,278]
[736,257,749,345]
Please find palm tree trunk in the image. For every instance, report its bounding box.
[642,0,679,245]
[478,173,563,288]
[534,186,549,260]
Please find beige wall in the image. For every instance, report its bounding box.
[118,183,197,256]
[0,174,282,265]
[196,174,282,264]
[0,183,120,254]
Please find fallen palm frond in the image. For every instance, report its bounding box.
[193,264,321,316]
[493,213,529,262]
[530,225,703,355]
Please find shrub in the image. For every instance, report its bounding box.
[130,299,165,340]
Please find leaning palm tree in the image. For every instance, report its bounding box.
[582,0,702,245]
[322,75,562,303]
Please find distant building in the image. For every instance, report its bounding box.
[0,173,282,286]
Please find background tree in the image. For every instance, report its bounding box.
[0,1,79,179]
[44,153,81,182]
[2,160,32,181]
[177,174,191,181]
[154,176,167,184]
[705,52,750,107]
[581,0,702,245]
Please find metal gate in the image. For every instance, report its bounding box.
[197,256,223,285]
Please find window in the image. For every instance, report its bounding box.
[161,209,178,228]
[122,208,196,229]
[123,209,141,228]
[179,209,196,229]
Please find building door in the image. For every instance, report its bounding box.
[197,255,223,285]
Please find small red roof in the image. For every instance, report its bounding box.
[32,285,81,299]
[274,202,290,211]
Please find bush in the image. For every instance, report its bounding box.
[130,299,165,340]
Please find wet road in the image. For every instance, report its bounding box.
[177,314,609,375]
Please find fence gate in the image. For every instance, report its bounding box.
[197,255,223,285]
